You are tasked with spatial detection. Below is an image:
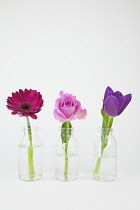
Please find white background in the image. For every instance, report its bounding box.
[0,0,140,209]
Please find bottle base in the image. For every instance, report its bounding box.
[55,174,78,182]
[19,174,42,181]
[93,174,117,182]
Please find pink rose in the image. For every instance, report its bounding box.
[54,91,87,122]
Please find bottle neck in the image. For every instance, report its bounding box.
[98,127,113,133]
[23,126,39,133]
[20,126,41,146]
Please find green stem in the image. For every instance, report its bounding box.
[93,156,102,175]
[64,121,70,181]
[93,112,113,176]
[26,117,35,180]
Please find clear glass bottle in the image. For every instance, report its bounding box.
[18,126,43,181]
[93,128,117,182]
[55,128,79,181]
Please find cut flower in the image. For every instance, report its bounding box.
[54,91,87,181]
[6,89,44,119]
[93,86,132,179]
[54,91,87,122]
[103,86,132,117]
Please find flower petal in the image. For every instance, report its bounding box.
[113,91,123,98]
[59,106,75,118]
[53,109,66,122]
[19,89,25,101]
[7,97,17,106]
[11,93,21,105]
[55,99,68,119]
[30,92,39,104]
[15,91,24,103]
[104,86,114,101]
[64,94,76,106]
[11,111,18,115]
[75,109,87,120]
[29,114,37,119]
[118,94,132,115]
[73,101,81,115]
[59,91,64,97]
[103,95,120,117]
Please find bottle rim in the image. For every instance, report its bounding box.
[59,127,74,132]
[97,127,113,132]
[22,125,39,131]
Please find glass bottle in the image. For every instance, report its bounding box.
[18,126,43,181]
[55,128,79,181]
[93,128,117,181]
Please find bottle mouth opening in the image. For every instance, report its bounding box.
[97,127,113,132]
[22,125,39,131]
[59,127,74,131]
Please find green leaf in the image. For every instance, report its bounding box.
[61,121,72,143]
[101,109,113,129]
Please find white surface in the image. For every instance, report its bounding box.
[0,176,140,210]
[0,0,140,209]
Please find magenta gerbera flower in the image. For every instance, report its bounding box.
[6,89,44,119]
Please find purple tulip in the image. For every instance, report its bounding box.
[103,86,132,117]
